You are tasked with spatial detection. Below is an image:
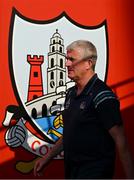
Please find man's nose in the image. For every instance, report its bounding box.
[65,59,72,67]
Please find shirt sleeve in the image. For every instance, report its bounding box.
[93,91,123,130]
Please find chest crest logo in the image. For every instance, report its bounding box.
[80,101,86,110]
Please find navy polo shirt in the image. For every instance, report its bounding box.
[63,74,122,163]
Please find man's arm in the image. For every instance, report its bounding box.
[34,136,63,176]
[109,125,134,178]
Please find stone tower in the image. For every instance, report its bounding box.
[47,29,66,93]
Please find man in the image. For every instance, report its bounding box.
[34,40,134,179]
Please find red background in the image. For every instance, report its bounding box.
[0,0,134,178]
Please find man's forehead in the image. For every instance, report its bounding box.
[66,50,75,57]
[66,48,83,59]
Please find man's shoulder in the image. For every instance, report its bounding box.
[92,78,118,108]
[94,78,113,94]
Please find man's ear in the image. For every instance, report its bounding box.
[85,60,92,70]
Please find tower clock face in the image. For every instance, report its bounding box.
[50,81,55,88]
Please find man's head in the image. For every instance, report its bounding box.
[66,40,97,81]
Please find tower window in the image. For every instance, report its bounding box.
[59,40,61,44]
[50,81,55,88]
[52,46,55,52]
[59,47,62,53]
[51,71,54,79]
[51,58,54,68]
[33,95,38,99]
[60,58,63,68]
[60,72,63,79]
[34,72,38,77]
[59,80,63,86]
[53,40,55,44]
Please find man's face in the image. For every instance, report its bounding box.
[65,48,90,81]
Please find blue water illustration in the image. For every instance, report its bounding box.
[35,115,63,142]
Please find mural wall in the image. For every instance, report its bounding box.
[0,0,134,178]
